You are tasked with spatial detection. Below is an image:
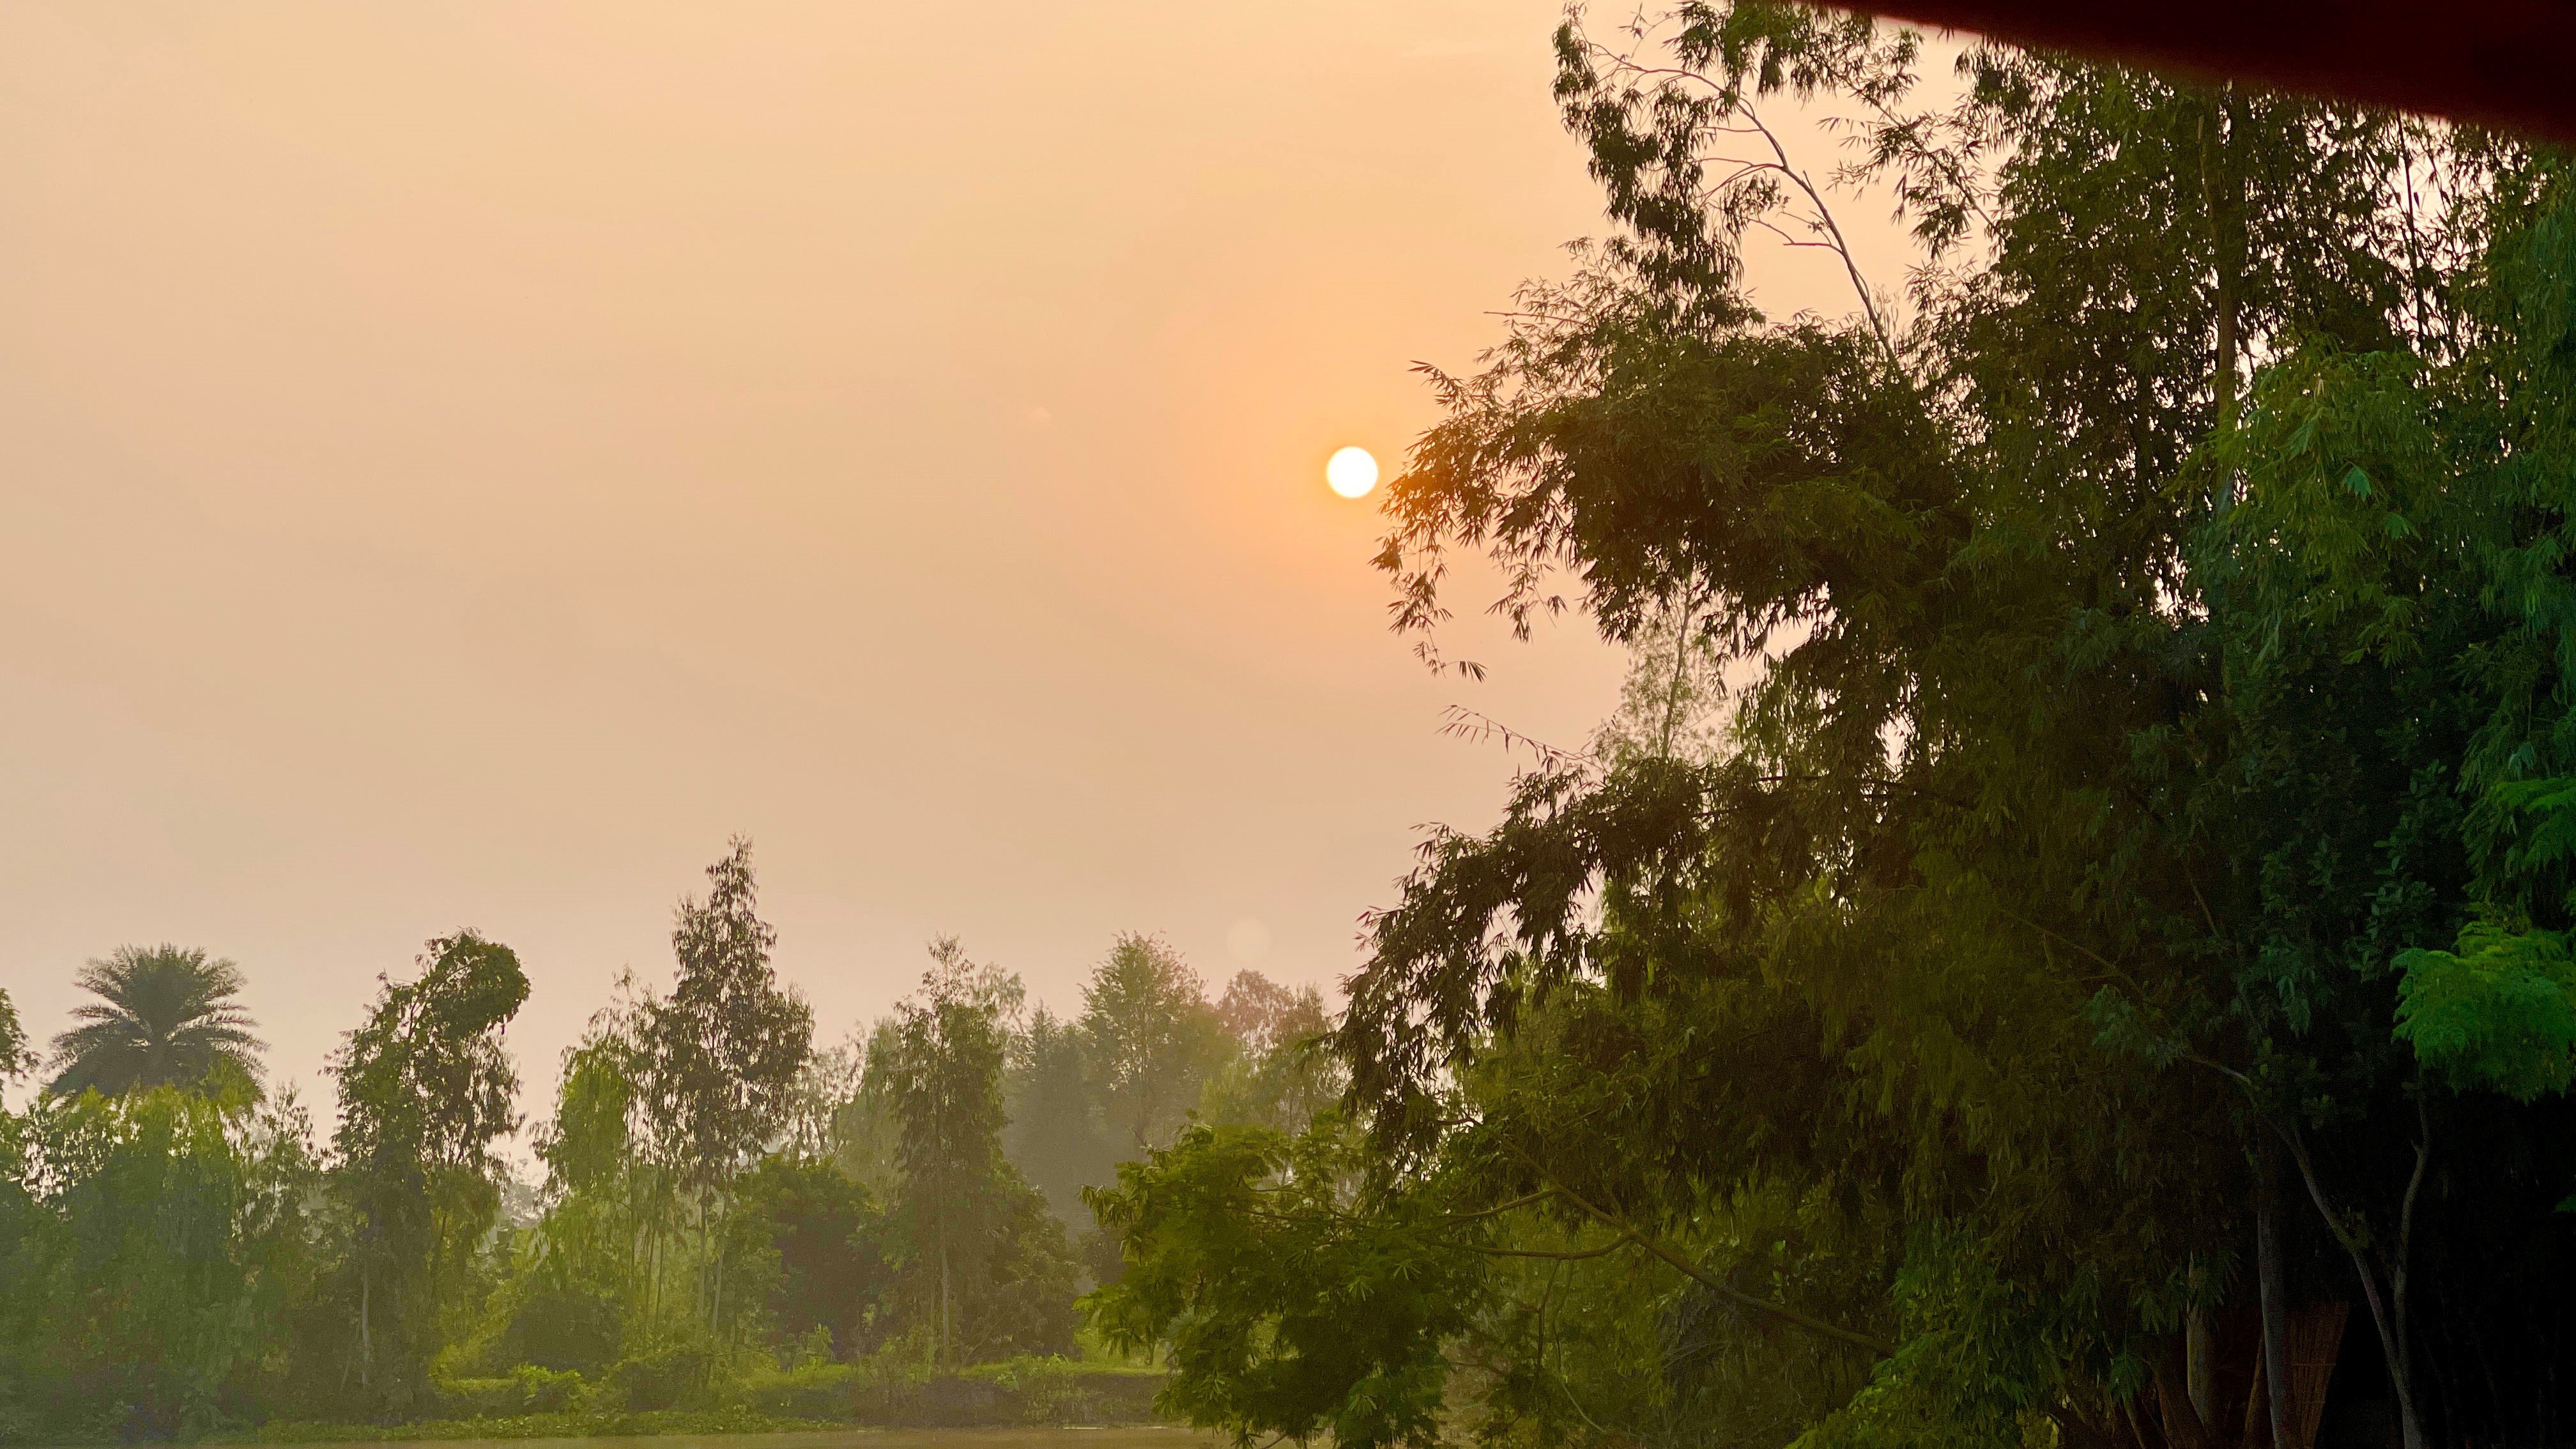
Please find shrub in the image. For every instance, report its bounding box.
[436,1366,585,1419]
[511,1365,583,1414]
[959,1356,1168,1425]
[484,1267,624,1376]
[603,1346,712,1412]
[436,1377,521,1418]
[738,1361,859,1420]
[201,1406,829,1442]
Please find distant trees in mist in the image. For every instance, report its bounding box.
[0,836,1335,1439]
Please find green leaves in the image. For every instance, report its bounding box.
[1338,8,2576,1446]
[2477,775,2576,901]
[641,836,814,1190]
[1085,1122,1481,1449]
[45,945,266,1101]
[328,930,532,1411]
[1798,1227,2072,1449]
[2204,343,2450,666]
[1080,933,1233,1154]
[0,988,28,1085]
[2393,921,2576,1100]
[332,931,530,1179]
[3,1087,317,1436]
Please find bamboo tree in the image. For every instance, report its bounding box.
[1097,8,2574,1449]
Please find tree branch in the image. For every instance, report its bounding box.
[1541,1176,1894,1357]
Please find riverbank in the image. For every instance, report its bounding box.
[326,1361,1170,1434]
[199,1411,839,1443]
[2,1365,1180,1446]
[185,1428,1224,1449]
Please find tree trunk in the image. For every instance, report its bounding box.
[2204,88,2246,421]
[2257,1140,2294,1449]
[2188,1257,2216,1431]
[2156,1338,2218,1449]
[2277,1124,2427,1449]
[360,1265,373,1392]
[2391,1100,2430,1448]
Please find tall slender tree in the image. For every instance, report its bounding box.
[636,837,814,1344]
[872,939,1012,1367]
[868,939,1074,1365]
[640,837,815,1192]
[328,931,529,1409]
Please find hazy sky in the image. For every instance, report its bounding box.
[0,0,1913,1119]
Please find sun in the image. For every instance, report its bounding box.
[1326,445,1380,498]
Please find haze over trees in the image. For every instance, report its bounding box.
[4,4,2574,1448]
[0,842,1332,1441]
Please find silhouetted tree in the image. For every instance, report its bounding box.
[48,946,263,1099]
[636,838,813,1346]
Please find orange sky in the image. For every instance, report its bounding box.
[0,0,1919,1117]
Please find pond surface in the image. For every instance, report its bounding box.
[279,1432,1229,1449]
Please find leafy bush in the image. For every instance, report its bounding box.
[738,1361,859,1419]
[961,1356,1169,1425]
[483,1264,624,1375]
[436,1365,586,1419]
[602,1345,713,1412]
[850,1360,1167,1425]
[514,1365,584,1414]
[200,1407,828,1443]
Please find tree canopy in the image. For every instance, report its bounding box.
[0,988,28,1085]
[328,930,532,1411]
[47,945,264,1101]
[1090,9,2576,1449]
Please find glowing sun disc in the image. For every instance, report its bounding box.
[1326,445,1379,498]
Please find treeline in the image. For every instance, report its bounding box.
[0,839,1334,1442]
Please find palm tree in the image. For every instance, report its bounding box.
[48,944,265,1098]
